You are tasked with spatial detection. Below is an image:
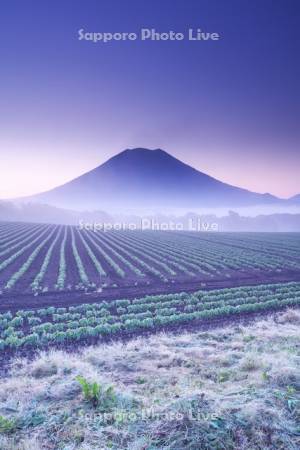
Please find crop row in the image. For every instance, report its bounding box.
[0,223,300,293]
[0,282,299,350]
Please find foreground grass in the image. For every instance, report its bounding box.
[0,309,299,449]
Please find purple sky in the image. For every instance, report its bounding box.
[0,0,299,199]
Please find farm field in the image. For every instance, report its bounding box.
[0,223,299,446]
[0,281,299,354]
[0,222,300,302]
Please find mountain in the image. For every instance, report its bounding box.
[20,148,282,211]
[288,194,300,204]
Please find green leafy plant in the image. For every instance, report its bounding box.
[76,376,116,409]
[0,415,16,434]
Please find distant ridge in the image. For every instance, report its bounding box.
[1,199,300,231]
[19,148,283,211]
[288,194,300,203]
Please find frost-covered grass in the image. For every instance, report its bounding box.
[0,308,299,449]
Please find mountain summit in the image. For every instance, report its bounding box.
[24,148,281,211]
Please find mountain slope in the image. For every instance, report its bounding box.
[288,194,300,204]
[22,148,281,210]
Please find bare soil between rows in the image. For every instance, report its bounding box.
[0,270,299,314]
